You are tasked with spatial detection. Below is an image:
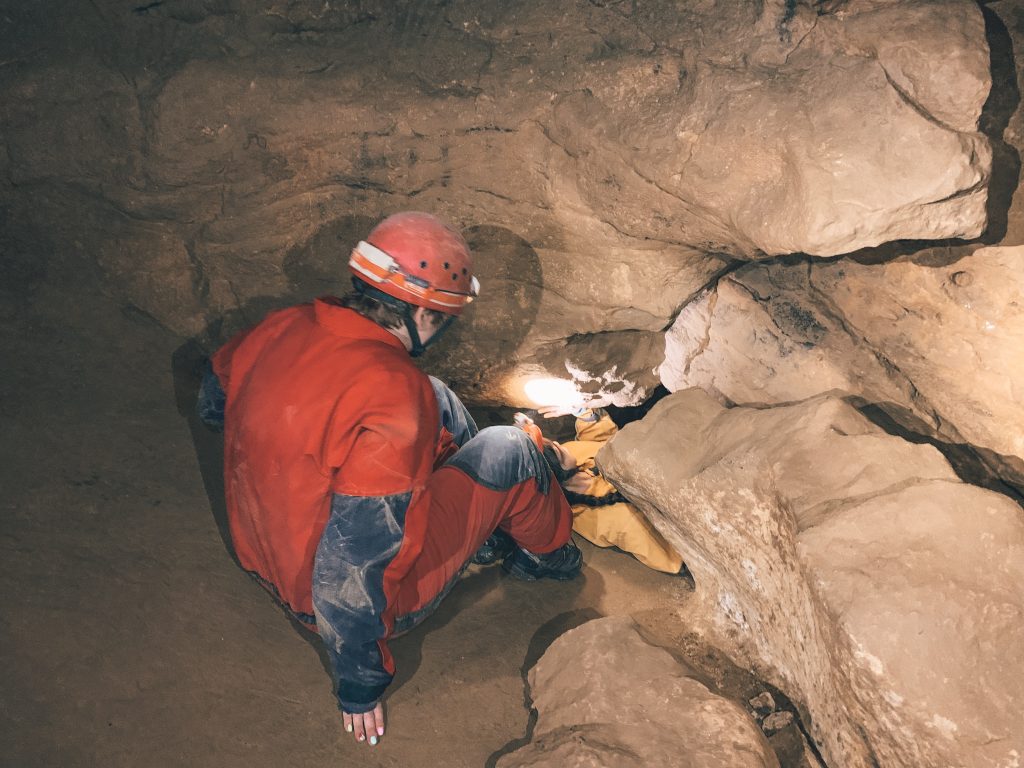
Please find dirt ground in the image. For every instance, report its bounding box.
[0,265,807,767]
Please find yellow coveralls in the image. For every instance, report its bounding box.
[561,414,683,574]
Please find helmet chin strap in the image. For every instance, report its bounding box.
[354,279,455,357]
[402,309,455,357]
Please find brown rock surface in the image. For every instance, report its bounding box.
[0,3,1020,767]
[659,265,916,412]
[0,0,993,404]
[497,616,779,768]
[817,246,1024,486]
[599,390,1024,768]
[661,245,1024,489]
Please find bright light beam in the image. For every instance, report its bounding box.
[523,377,582,409]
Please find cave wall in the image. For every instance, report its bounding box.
[661,244,1024,492]
[600,391,1024,768]
[0,0,998,407]
[3,2,1023,766]
[659,0,1024,495]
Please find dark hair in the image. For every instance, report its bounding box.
[561,488,629,507]
[604,384,672,428]
[339,285,447,331]
[544,446,630,508]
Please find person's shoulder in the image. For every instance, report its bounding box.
[234,302,315,340]
[346,348,432,412]
[266,302,316,327]
[370,346,431,388]
[213,302,312,366]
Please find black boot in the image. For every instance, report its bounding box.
[472,528,516,565]
[502,540,583,581]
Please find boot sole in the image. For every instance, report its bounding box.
[501,559,581,582]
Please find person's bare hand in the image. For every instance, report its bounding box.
[343,702,385,746]
[562,470,594,494]
[536,405,575,419]
[536,397,609,419]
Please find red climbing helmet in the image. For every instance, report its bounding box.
[348,211,480,316]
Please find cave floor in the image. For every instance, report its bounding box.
[0,285,692,768]
[0,283,801,767]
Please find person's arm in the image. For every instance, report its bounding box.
[574,411,617,442]
[196,359,226,430]
[313,491,414,744]
[429,375,478,446]
[199,323,260,431]
[428,375,478,468]
[548,438,617,496]
[312,367,438,745]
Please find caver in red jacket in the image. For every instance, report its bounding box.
[209,296,571,714]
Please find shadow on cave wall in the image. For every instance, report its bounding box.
[171,216,546,548]
[419,224,544,399]
[420,223,552,433]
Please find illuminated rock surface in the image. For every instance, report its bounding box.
[497,616,779,768]
[600,390,1024,768]
[661,245,1024,490]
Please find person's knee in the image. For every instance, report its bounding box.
[476,425,539,451]
[445,426,549,492]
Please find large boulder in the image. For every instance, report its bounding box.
[659,265,916,412]
[599,390,1024,768]
[497,616,779,768]
[0,0,992,404]
[818,246,1024,487]
[661,245,1024,490]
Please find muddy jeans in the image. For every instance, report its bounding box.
[399,377,572,628]
[313,377,573,713]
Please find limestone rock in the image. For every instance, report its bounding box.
[599,390,1024,768]
[761,711,794,735]
[662,245,1024,489]
[0,0,993,405]
[497,616,779,768]
[817,246,1024,487]
[660,266,918,413]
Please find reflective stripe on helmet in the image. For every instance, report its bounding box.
[349,242,479,310]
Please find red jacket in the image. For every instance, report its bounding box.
[212,299,440,624]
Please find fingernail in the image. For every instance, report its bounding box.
[358,734,365,742]
[377,726,385,736]
[345,723,353,733]
[369,736,378,746]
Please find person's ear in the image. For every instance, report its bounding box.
[411,307,440,340]
[414,307,443,330]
